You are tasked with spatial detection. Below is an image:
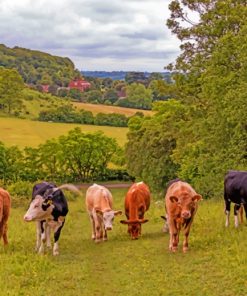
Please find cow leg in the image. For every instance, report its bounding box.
[89,214,96,240]
[224,199,231,227]
[53,221,65,256]
[0,222,4,244]
[103,229,108,241]
[169,219,179,252]
[239,205,244,224]
[46,224,52,249]
[183,219,193,253]
[35,221,42,252]
[243,203,247,223]
[3,222,8,245]
[38,221,47,254]
[234,204,241,228]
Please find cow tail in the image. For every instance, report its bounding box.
[57,184,82,196]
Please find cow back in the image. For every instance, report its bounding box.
[125,182,150,220]
[224,170,247,204]
[86,184,113,212]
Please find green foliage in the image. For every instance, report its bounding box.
[124,1,247,197]
[38,106,129,127]
[0,67,24,114]
[0,128,123,184]
[0,44,79,86]
[116,83,152,110]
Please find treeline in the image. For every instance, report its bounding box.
[125,0,247,198]
[0,128,127,185]
[0,44,80,86]
[38,105,135,127]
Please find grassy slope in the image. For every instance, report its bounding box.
[1,188,247,296]
[73,102,153,117]
[0,117,128,148]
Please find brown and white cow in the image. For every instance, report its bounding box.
[165,181,202,253]
[0,188,11,246]
[120,182,150,239]
[86,184,122,243]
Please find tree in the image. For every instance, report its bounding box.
[58,128,119,181]
[117,83,152,109]
[0,68,24,114]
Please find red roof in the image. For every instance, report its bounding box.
[68,79,91,92]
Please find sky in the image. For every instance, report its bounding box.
[0,0,181,72]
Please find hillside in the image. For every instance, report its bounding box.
[0,44,79,86]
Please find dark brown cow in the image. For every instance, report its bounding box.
[120,182,150,239]
[165,181,202,253]
[0,188,11,245]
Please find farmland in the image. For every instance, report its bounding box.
[73,102,153,116]
[1,188,247,296]
[0,117,128,148]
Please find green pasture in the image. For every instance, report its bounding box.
[1,188,247,296]
[0,117,128,148]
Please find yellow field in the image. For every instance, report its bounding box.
[0,117,128,148]
[73,102,153,116]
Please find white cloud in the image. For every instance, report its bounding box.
[0,0,181,71]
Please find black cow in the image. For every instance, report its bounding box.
[24,182,79,255]
[224,170,247,227]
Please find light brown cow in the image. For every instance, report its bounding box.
[0,188,11,245]
[120,182,150,239]
[86,184,122,243]
[165,181,202,253]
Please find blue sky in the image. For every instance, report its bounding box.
[0,0,181,71]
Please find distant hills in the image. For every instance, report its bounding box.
[82,70,172,81]
[0,44,80,86]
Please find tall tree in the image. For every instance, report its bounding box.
[0,68,24,114]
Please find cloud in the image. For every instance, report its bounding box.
[0,0,181,71]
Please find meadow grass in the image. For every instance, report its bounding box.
[73,102,153,117]
[0,117,128,148]
[1,188,247,296]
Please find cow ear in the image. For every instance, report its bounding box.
[160,215,167,221]
[192,194,202,202]
[114,210,122,216]
[169,195,178,203]
[140,219,148,224]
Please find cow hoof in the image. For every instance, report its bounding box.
[183,247,188,253]
[53,251,59,256]
[103,238,108,241]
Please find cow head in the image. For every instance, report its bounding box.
[120,219,148,239]
[96,209,122,231]
[24,195,54,222]
[169,194,202,219]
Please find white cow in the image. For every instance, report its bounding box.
[86,184,122,242]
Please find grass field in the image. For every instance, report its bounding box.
[1,188,247,296]
[0,117,128,148]
[73,102,153,116]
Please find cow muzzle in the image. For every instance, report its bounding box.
[24,215,33,222]
[181,211,191,219]
[105,226,112,231]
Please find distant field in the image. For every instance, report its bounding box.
[1,189,247,296]
[73,102,153,116]
[0,117,128,148]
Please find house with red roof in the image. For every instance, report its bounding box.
[68,79,91,92]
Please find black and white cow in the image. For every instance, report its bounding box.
[224,170,247,227]
[24,182,79,255]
